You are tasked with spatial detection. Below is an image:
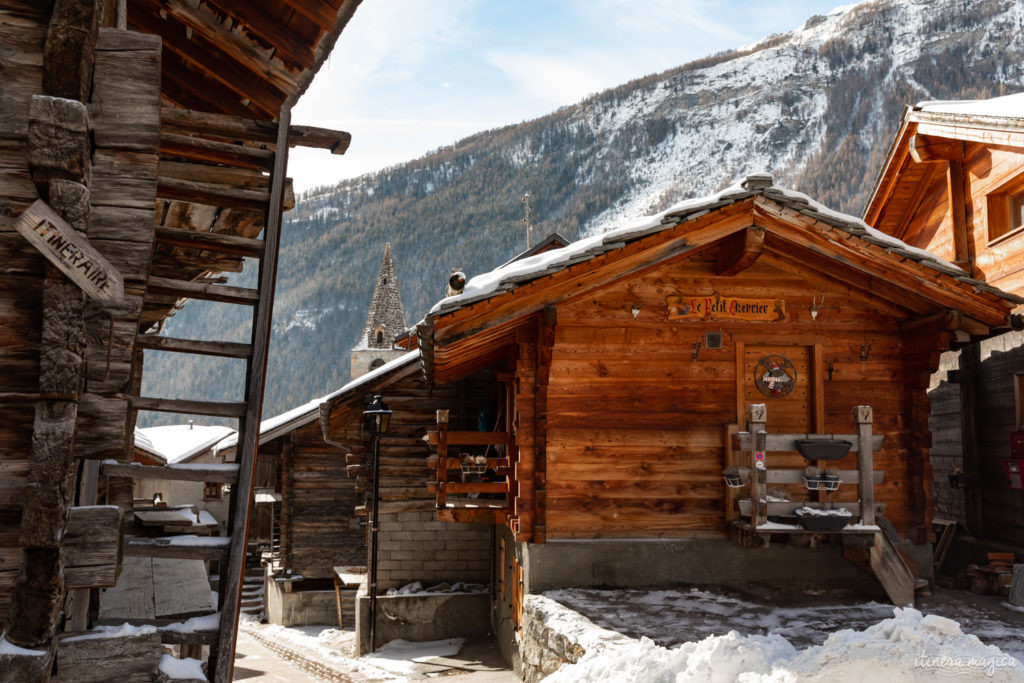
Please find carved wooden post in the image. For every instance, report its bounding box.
[436,410,449,509]
[855,405,875,526]
[748,404,768,528]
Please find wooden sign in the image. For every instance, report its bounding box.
[14,200,124,301]
[666,292,785,322]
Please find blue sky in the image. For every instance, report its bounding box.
[290,0,852,193]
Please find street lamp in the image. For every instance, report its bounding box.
[363,395,391,653]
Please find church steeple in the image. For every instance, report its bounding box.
[350,244,407,378]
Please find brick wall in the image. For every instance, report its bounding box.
[375,510,491,590]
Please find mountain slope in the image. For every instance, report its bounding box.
[140,0,1024,425]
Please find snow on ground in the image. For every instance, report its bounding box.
[363,638,465,675]
[542,587,1024,682]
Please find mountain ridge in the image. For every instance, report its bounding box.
[140,0,1024,425]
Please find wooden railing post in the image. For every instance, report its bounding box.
[748,404,768,528]
[436,410,449,509]
[855,405,875,526]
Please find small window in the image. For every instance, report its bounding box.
[1011,191,1024,233]
[986,173,1024,243]
[369,358,386,370]
[376,331,384,344]
[203,482,222,500]
[1015,373,1024,430]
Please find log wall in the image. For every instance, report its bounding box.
[541,252,927,540]
[285,420,364,579]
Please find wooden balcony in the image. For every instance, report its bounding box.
[427,415,511,523]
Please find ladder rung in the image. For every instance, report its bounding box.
[146,277,259,306]
[101,462,239,483]
[154,226,265,258]
[130,396,247,418]
[136,334,252,359]
[125,536,231,561]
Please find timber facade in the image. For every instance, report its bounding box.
[322,172,1019,673]
[0,0,361,680]
[866,95,1024,553]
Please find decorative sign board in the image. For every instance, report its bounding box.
[14,199,124,302]
[754,354,797,398]
[666,293,785,322]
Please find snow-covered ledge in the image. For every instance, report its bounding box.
[519,595,630,682]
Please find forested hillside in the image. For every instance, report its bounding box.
[140,0,1024,425]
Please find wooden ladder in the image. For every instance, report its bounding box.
[117,109,292,682]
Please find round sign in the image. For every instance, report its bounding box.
[754,354,797,398]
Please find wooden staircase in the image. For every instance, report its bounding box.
[103,109,293,681]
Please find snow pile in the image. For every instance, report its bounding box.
[547,608,1024,682]
[794,506,852,517]
[385,581,488,596]
[0,633,47,656]
[158,654,205,680]
[363,638,465,674]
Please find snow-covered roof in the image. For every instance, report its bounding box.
[215,350,420,454]
[917,92,1024,121]
[133,424,236,465]
[425,173,1022,320]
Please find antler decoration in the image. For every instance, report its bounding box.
[810,294,824,320]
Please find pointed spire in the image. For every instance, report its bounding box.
[357,243,406,350]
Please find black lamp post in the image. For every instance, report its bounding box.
[363,394,391,653]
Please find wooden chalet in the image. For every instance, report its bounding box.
[213,390,363,627]
[865,93,1024,556]
[0,0,361,680]
[404,173,1020,672]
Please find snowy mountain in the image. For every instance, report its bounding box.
[141,0,1024,424]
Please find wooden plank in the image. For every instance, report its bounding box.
[128,396,247,418]
[44,0,99,101]
[135,334,252,359]
[54,629,161,682]
[855,406,876,526]
[736,432,884,452]
[145,276,259,305]
[101,461,239,483]
[124,536,230,561]
[157,176,271,212]
[160,132,274,170]
[13,199,124,301]
[870,529,915,606]
[153,225,264,258]
[425,431,509,446]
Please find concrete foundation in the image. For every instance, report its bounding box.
[355,586,491,655]
[265,571,340,627]
[522,538,886,594]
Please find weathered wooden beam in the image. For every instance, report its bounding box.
[278,0,338,32]
[160,132,275,171]
[715,227,764,276]
[145,276,259,305]
[161,107,351,154]
[44,0,100,101]
[127,0,286,116]
[124,536,230,561]
[100,461,239,483]
[53,628,161,682]
[135,334,252,359]
[153,224,264,258]
[947,159,970,267]
[128,396,247,418]
[202,0,315,70]
[28,96,91,193]
[157,176,270,211]
[909,134,964,163]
